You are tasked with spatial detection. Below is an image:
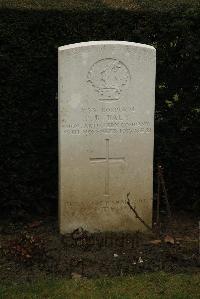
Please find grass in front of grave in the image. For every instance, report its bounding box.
[1,272,200,299]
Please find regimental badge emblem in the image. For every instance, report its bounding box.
[87,58,130,101]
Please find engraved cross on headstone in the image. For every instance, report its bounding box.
[90,139,125,196]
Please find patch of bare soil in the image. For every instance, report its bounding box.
[0,213,199,283]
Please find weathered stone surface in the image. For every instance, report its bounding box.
[58,41,156,233]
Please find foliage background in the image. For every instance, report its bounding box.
[0,0,200,217]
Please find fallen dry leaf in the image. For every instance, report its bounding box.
[149,239,162,245]
[138,257,143,263]
[28,221,42,228]
[71,272,82,279]
[164,235,175,245]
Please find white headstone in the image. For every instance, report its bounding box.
[58,41,156,233]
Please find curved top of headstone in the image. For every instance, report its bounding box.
[58,40,156,52]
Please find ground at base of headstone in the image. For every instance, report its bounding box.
[0,212,199,283]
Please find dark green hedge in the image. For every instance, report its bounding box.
[0,3,200,218]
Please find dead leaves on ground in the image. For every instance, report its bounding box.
[149,235,176,246]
